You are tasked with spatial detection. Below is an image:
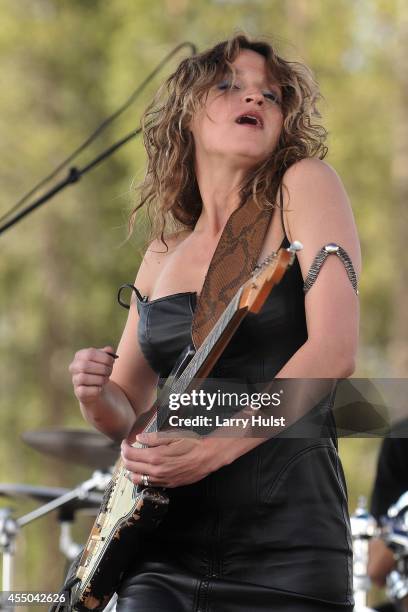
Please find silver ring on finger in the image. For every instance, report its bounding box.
[141,473,150,487]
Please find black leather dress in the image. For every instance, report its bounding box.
[115,232,355,612]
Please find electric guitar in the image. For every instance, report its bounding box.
[61,242,301,612]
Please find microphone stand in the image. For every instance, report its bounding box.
[0,40,197,237]
[0,129,140,236]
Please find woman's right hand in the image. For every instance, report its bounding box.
[69,345,117,405]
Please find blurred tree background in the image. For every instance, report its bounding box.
[0,0,403,608]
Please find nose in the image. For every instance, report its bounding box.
[244,91,264,105]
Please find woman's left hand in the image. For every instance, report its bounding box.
[120,431,221,488]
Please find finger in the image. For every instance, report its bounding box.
[158,428,200,440]
[75,362,112,376]
[158,438,198,457]
[126,471,161,487]
[120,440,151,463]
[135,432,183,447]
[122,458,155,475]
[100,346,119,360]
[86,348,116,366]
[75,385,103,401]
[121,440,159,464]
[101,345,116,353]
[73,373,109,387]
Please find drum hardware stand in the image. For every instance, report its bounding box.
[0,507,18,594]
[383,493,408,610]
[56,489,102,562]
[0,470,111,610]
[58,518,83,562]
[350,496,377,610]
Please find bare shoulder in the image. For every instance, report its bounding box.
[134,228,191,297]
[283,157,337,182]
[282,158,350,215]
[280,157,362,278]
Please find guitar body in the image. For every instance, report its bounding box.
[70,481,168,611]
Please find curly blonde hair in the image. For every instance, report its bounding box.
[128,32,328,247]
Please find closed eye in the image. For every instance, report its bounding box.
[264,92,281,104]
[216,81,239,91]
[216,81,281,104]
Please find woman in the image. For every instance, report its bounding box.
[69,34,361,611]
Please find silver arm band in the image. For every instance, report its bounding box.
[303,243,359,295]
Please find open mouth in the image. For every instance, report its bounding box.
[235,114,263,128]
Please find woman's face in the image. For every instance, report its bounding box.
[189,49,284,169]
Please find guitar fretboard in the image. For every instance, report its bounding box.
[148,288,244,433]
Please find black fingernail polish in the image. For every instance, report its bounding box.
[106,351,119,359]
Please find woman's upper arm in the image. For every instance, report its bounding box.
[109,247,161,417]
[282,158,361,371]
[110,232,188,414]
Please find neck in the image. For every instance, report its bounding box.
[193,154,252,237]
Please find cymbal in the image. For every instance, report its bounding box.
[0,483,103,516]
[21,428,120,470]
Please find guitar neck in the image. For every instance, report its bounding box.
[146,288,247,433]
[176,289,245,385]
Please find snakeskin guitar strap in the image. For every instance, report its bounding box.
[191,196,273,349]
